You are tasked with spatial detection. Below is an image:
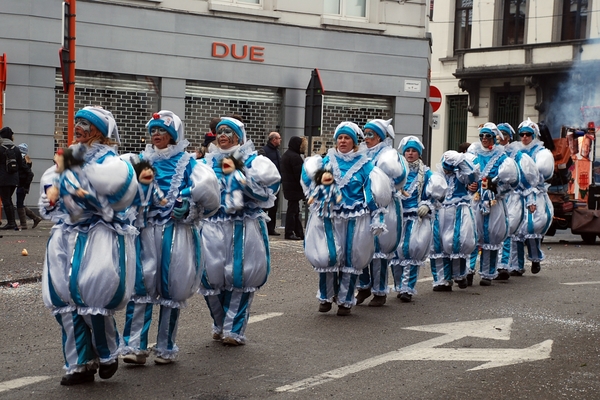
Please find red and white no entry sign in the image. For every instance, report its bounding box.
[429,85,442,113]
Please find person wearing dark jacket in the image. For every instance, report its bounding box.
[280,136,306,240]
[16,143,42,229]
[260,132,282,235]
[0,127,28,230]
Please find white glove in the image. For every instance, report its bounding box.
[417,204,430,218]
[40,193,54,210]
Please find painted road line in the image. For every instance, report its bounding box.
[249,312,283,324]
[562,281,600,285]
[0,376,52,393]
[275,318,553,393]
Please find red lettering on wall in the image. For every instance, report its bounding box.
[231,44,248,60]
[249,46,265,62]
[212,42,229,58]
[211,42,264,62]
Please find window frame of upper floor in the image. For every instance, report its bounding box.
[561,0,589,41]
[324,0,369,22]
[502,0,528,46]
[454,0,473,52]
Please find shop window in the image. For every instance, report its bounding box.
[454,0,472,51]
[502,0,527,45]
[324,0,367,19]
[562,0,588,40]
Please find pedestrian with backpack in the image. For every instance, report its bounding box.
[0,126,27,230]
[16,143,42,229]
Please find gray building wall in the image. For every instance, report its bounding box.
[0,0,430,207]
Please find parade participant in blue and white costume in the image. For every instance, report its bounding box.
[495,123,537,279]
[511,119,554,275]
[199,116,280,345]
[39,106,139,385]
[122,110,220,365]
[355,119,408,307]
[302,122,392,316]
[432,150,479,291]
[391,136,446,302]
[467,123,519,286]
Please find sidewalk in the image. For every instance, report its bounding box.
[0,220,53,286]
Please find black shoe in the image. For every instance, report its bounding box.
[495,269,510,280]
[457,279,468,289]
[336,305,351,316]
[268,231,281,236]
[60,370,96,386]
[510,270,524,276]
[466,273,474,286]
[318,302,332,312]
[0,224,17,230]
[355,288,371,305]
[479,278,492,286]
[285,234,303,240]
[98,359,118,380]
[433,285,452,292]
[531,262,541,274]
[398,293,412,303]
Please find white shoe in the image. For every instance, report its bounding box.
[122,353,147,365]
[154,356,173,365]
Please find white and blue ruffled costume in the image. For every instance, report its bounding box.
[467,123,519,280]
[302,122,392,309]
[199,117,280,344]
[40,107,139,375]
[357,119,408,300]
[122,110,221,360]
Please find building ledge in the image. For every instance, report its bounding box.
[321,17,386,33]
[208,3,282,21]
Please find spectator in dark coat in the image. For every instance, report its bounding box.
[260,132,282,235]
[0,126,27,230]
[280,136,306,240]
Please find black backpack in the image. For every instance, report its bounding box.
[1,144,18,174]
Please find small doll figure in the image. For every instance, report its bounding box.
[48,145,89,221]
[476,177,498,215]
[221,154,247,214]
[307,168,342,218]
[132,159,167,227]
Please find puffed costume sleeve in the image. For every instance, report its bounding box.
[377,148,408,190]
[456,157,480,186]
[516,152,538,196]
[84,156,138,211]
[243,154,281,208]
[366,166,393,211]
[301,155,323,197]
[187,159,221,218]
[535,148,555,182]
[496,156,519,194]
[38,165,64,221]
[424,171,448,203]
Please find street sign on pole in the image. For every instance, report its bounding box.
[430,85,442,113]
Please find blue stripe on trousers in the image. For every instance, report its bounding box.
[160,224,175,299]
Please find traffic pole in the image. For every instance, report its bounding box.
[67,0,76,145]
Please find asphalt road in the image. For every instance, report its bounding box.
[0,225,599,399]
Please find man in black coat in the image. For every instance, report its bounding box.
[280,136,306,240]
[0,126,28,230]
[260,132,282,235]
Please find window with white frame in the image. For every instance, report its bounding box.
[213,0,262,7]
[324,0,367,19]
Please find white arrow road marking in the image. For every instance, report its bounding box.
[0,376,52,393]
[562,281,600,285]
[275,318,553,393]
[249,312,283,324]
